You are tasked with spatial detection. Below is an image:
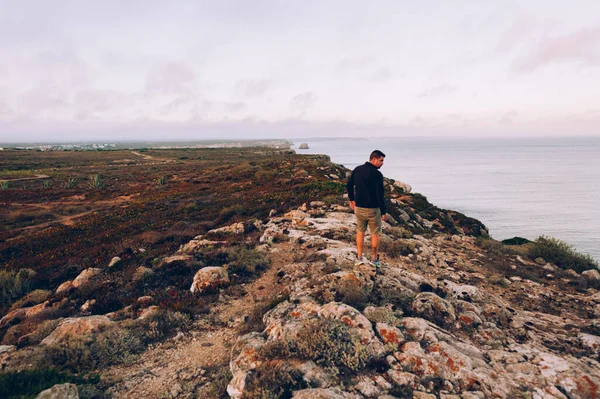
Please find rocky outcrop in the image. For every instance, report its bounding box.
[190,266,230,294]
[35,383,79,399]
[227,204,600,399]
[41,316,113,346]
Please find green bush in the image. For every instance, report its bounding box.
[528,236,598,273]
[0,269,32,309]
[87,174,104,189]
[476,237,513,256]
[217,204,244,223]
[291,318,369,372]
[65,178,78,189]
[380,239,417,258]
[41,310,192,373]
[9,289,51,311]
[241,362,306,399]
[0,368,94,399]
[226,246,270,275]
[386,226,413,239]
[502,237,531,245]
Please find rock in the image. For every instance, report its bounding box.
[41,316,113,346]
[353,375,382,398]
[137,296,155,306]
[269,209,278,217]
[170,383,183,398]
[292,388,361,398]
[0,345,16,355]
[55,280,74,294]
[410,292,456,327]
[80,299,96,312]
[318,302,376,345]
[375,323,405,346]
[295,360,334,388]
[386,369,418,388]
[0,301,52,328]
[108,256,121,268]
[299,143,309,149]
[35,383,79,399]
[208,222,245,234]
[133,266,154,282]
[190,266,230,294]
[579,333,600,356]
[227,332,266,399]
[72,268,102,288]
[310,201,325,207]
[393,180,412,194]
[582,269,600,281]
[138,306,159,319]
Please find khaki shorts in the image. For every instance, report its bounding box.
[355,206,382,235]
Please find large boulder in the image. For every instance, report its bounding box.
[71,268,102,288]
[190,266,230,294]
[35,383,78,399]
[0,301,52,328]
[411,292,456,327]
[41,316,113,346]
[227,332,266,399]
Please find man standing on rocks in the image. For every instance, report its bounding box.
[347,150,387,268]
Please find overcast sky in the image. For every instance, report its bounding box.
[1,0,599,142]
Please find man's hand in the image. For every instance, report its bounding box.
[349,201,355,210]
[382,214,387,222]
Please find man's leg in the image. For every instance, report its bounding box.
[371,233,379,260]
[356,231,365,259]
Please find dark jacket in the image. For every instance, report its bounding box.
[347,162,386,214]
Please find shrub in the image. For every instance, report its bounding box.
[385,226,413,239]
[476,237,513,256]
[528,236,598,273]
[9,289,51,311]
[87,174,104,189]
[226,246,270,275]
[0,180,8,190]
[0,269,32,309]
[217,204,244,223]
[502,237,531,245]
[65,178,78,189]
[335,278,368,310]
[0,368,93,399]
[42,179,52,189]
[380,239,417,258]
[40,310,192,373]
[202,362,232,399]
[241,361,306,399]
[291,318,369,372]
[156,176,166,186]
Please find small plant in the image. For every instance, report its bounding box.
[88,174,104,189]
[380,238,417,258]
[0,181,7,190]
[0,269,33,309]
[156,176,166,186]
[65,178,79,189]
[528,236,598,273]
[42,179,52,189]
[291,318,370,371]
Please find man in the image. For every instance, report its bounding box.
[347,150,387,268]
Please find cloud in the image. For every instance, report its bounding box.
[336,54,375,73]
[495,15,536,54]
[234,79,272,98]
[512,26,600,73]
[418,84,456,98]
[224,101,247,113]
[369,67,392,82]
[289,92,317,111]
[145,62,198,96]
[498,111,518,125]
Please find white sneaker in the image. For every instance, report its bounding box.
[354,257,365,266]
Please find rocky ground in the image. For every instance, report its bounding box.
[1,150,600,399]
[24,201,600,398]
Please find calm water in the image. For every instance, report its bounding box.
[297,137,600,261]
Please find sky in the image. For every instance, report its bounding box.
[1,0,600,142]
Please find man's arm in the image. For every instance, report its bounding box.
[347,170,356,210]
[377,171,386,217]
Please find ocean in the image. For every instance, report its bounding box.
[296,136,600,261]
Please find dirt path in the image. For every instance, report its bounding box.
[102,244,293,398]
[0,174,50,182]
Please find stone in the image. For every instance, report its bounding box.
[41,316,113,346]
[55,280,74,294]
[393,180,412,194]
[71,268,102,288]
[0,345,16,355]
[190,266,230,294]
[208,222,245,234]
[410,292,456,326]
[292,388,361,398]
[0,301,51,328]
[386,369,417,387]
[137,296,155,306]
[35,383,79,399]
[133,266,154,282]
[582,269,600,281]
[108,256,121,268]
[299,143,309,149]
[227,332,266,399]
[375,323,405,346]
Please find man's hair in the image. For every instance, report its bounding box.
[369,150,386,160]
